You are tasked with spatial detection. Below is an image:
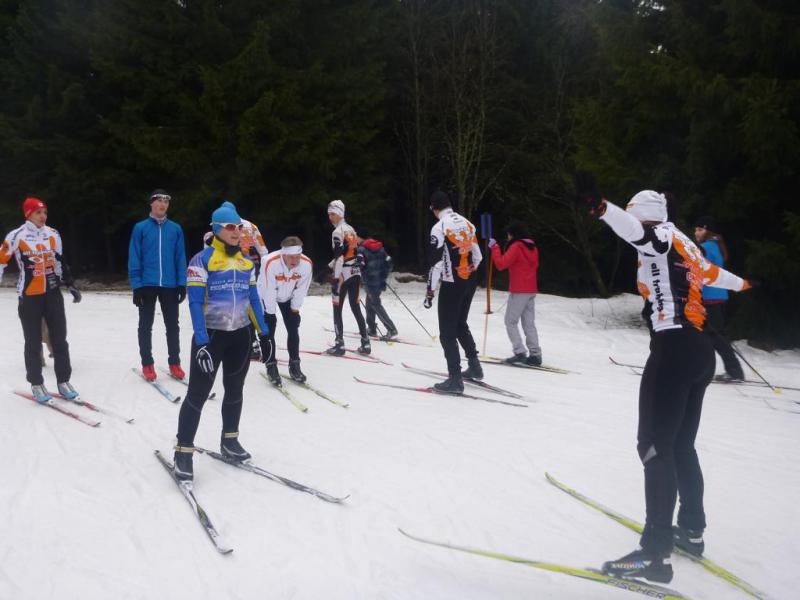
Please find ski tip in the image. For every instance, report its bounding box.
[126,417,136,424]
[173,396,182,404]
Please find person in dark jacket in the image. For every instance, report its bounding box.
[694,216,745,381]
[128,189,187,382]
[357,230,398,338]
[489,223,542,366]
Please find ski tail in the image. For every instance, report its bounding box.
[154,450,232,554]
[545,473,770,599]
[398,529,689,599]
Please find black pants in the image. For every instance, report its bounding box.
[19,290,71,385]
[637,327,715,554]
[437,278,479,377]
[261,301,301,363]
[365,290,396,333]
[333,276,367,339]
[704,302,744,380]
[137,286,181,366]
[176,328,252,447]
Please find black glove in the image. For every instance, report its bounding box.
[423,288,434,309]
[133,288,145,307]
[68,285,82,304]
[177,285,186,303]
[573,170,606,217]
[195,345,214,374]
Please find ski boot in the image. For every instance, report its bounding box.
[31,384,53,403]
[173,446,195,481]
[601,548,673,583]
[461,356,484,381]
[673,526,704,557]
[367,326,378,337]
[326,338,346,356]
[358,336,372,355]
[142,364,157,382]
[288,359,307,383]
[220,433,251,462]
[266,361,282,387]
[169,363,186,380]
[57,381,80,400]
[504,353,527,365]
[433,375,464,395]
[381,326,398,341]
[525,354,542,367]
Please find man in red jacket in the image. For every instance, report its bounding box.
[489,223,542,366]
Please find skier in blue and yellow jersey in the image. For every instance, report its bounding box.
[574,178,754,584]
[173,202,270,482]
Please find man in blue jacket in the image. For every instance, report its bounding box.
[128,189,187,382]
[694,216,745,381]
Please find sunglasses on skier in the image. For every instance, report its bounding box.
[213,222,245,231]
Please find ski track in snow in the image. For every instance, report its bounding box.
[1,282,799,600]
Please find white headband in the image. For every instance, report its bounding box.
[281,245,303,256]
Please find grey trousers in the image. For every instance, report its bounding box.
[505,293,541,357]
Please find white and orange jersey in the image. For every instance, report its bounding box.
[601,202,748,332]
[0,221,67,297]
[257,250,313,314]
[427,208,482,291]
[239,219,268,259]
[329,219,360,281]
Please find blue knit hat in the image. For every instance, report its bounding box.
[211,200,241,233]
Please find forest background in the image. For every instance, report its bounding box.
[1,0,798,348]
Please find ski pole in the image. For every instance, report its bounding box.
[707,323,780,393]
[386,283,437,341]
[729,342,780,393]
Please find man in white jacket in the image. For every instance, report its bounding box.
[257,236,313,385]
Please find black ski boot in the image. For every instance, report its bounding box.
[504,353,527,365]
[266,361,282,387]
[326,338,346,356]
[173,446,194,481]
[382,326,398,340]
[433,375,464,395]
[673,526,704,557]
[288,359,307,383]
[601,548,673,583]
[220,433,251,462]
[525,354,542,367]
[358,336,372,355]
[367,326,378,337]
[461,356,484,381]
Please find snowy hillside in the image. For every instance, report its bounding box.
[1,280,798,600]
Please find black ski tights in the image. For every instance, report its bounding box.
[637,327,714,554]
[333,275,367,339]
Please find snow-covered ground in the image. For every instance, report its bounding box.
[1,279,798,600]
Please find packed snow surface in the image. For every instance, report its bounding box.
[1,280,798,600]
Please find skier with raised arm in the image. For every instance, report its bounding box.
[575,175,754,583]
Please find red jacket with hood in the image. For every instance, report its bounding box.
[490,239,539,294]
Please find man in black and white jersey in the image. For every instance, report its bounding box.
[424,190,483,393]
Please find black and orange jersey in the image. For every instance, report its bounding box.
[601,202,749,332]
[427,208,482,290]
[0,221,69,297]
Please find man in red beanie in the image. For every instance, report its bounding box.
[0,197,82,402]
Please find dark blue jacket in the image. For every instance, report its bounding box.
[128,217,187,289]
[357,239,392,294]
